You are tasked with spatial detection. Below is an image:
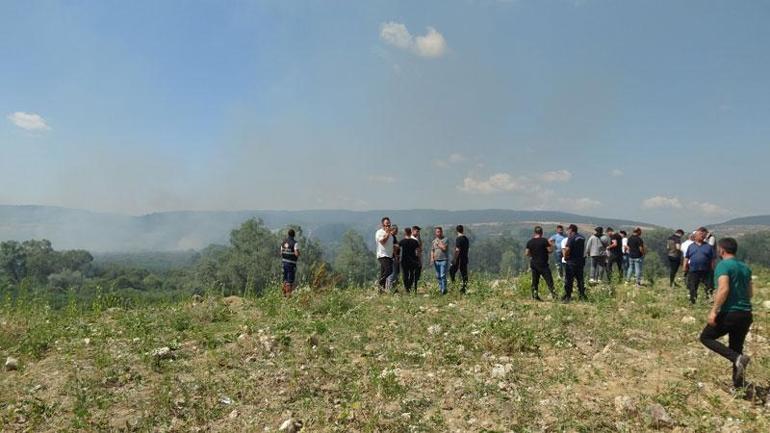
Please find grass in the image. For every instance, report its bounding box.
[1,271,769,432]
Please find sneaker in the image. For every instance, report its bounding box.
[735,354,751,381]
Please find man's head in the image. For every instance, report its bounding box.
[568,224,578,235]
[534,226,543,237]
[695,227,708,243]
[619,230,627,237]
[556,225,564,234]
[381,217,391,229]
[404,227,412,238]
[633,227,642,236]
[595,226,603,236]
[456,224,464,234]
[717,237,738,257]
[412,226,421,237]
[287,229,296,238]
[391,225,399,235]
[675,229,685,237]
[435,226,443,238]
[606,227,614,235]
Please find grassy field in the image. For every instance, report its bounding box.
[1,272,769,432]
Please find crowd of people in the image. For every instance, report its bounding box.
[278,219,756,390]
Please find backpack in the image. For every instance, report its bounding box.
[666,237,681,258]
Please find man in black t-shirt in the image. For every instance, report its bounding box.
[625,227,645,286]
[525,225,556,301]
[449,225,470,293]
[399,227,420,293]
[562,224,587,302]
[606,227,624,283]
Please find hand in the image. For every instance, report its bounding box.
[707,310,717,327]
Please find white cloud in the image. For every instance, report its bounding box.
[379,22,447,58]
[435,153,467,168]
[610,169,624,177]
[459,173,526,194]
[558,197,602,211]
[539,169,572,183]
[7,112,50,131]
[691,201,728,216]
[368,175,397,184]
[642,196,683,210]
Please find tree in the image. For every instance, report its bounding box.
[334,230,375,287]
[0,241,26,283]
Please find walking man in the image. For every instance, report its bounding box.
[399,227,420,293]
[625,227,645,286]
[699,237,753,388]
[375,217,393,293]
[666,229,685,288]
[606,227,623,283]
[525,225,557,301]
[449,225,470,293]
[412,226,423,289]
[685,227,716,304]
[549,225,567,280]
[431,226,449,295]
[280,229,301,296]
[562,224,587,302]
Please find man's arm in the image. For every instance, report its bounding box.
[563,246,570,260]
[525,248,531,257]
[295,245,301,258]
[547,243,554,254]
[708,275,730,326]
[438,239,448,252]
[377,231,390,245]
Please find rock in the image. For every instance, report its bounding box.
[83,338,91,346]
[491,364,512,379]
[279,417,303,432]
[219,396,233,405]
[647,403,674,428]
[428,325,442,336]
[5,357,19,371]
[763,300,770,310]
[308,334,320,348]
[151,347,174,360]
[237,333,250,344]
[223,296,244,307]
[614,396,635,414]
[259,335,277,353]
[228,409,239,419]
[681,316,697,325]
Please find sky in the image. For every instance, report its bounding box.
[1,0,769,228]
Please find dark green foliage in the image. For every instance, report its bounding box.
[333,230,376,286]
[737,230,770,267]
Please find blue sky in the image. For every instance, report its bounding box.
[1,0,768,228]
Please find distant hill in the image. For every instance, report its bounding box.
[0,205,656,252]
[711,215,770,237]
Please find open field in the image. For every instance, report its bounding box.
[1,273,769,432]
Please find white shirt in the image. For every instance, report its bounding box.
[681,239,694,257]
[621,237,628,253]
[375,228,391,259]
[560,238,569,263]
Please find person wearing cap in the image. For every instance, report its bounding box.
[699,237,753,389]
[685,227,716,304]
[585,226,608,284]
[666,229,685,288]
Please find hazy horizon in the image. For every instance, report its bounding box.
[3,1,769,228]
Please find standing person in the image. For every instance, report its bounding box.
[525,225,557,301]
[680,232,695,280]
[620,230,629,276]
[430,227,449,295]
[375,217,393,293]
[412,226,423,289]
[666,229,685,288]
[280,229,301,296]
[449,225,470,294]
[585,227,608,284]
[625,228,645,286]
[685,227,716,304]
[387,225,401,292]
[606,227,624,283]
[399,227,420,293]
[562,224,587,302]
[549,225,567,280]
[699,237,753,389]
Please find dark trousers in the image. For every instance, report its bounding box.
[687,270,713,303]
[282,262,297,284]
[402,263,418,292]
[699,311,753,387]
[414,265,422,288]
[607,254,623,282]
[590,256,608,281]
[667,256,681,286]
[530,262,555,298]
[378,257,393,291]
[564,261,586,299]
[449,257,468,291]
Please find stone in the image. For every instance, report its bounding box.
[83,338,91,345]
[681,316,697,325]
[428,325,442,336]
[279,417,303,432]
[647,403,674,428]
[763,300,770,310]
[151,347,174,360]
[5,357,19,371]
[614,396,635,414]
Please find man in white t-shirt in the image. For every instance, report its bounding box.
[375,217,393,293]
[681,232,695,274]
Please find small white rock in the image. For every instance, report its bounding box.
[681,316,697,325]
[83,338,91,345]
[5,357,19,371]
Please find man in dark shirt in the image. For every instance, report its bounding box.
[525,225,556,301]
[606,227,624,283]
[625,227,645,286]
[562,224,587,302]
[666,229,685,288]
[685,227,716,304]
[412,226,423,289]
[449,225,470,294]
[399,227,420,293]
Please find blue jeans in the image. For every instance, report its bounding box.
[626,257,643,284]
[434,260,448,294]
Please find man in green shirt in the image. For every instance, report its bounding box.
[699,237,753,388]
